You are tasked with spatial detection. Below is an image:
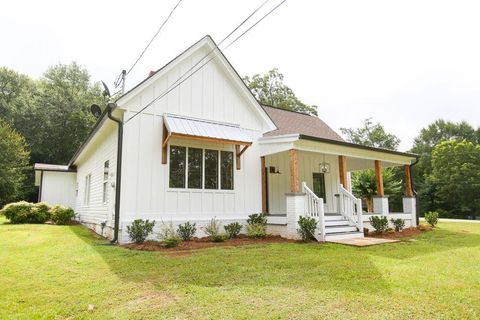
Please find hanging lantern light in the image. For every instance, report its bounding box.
[319,154,330,174]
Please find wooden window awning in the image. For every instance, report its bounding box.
[162,114,252,167]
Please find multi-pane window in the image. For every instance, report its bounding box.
[169,145,234,190]
[169,146,186,188]
[188,148,203,189]
[204,149,218,189]
[103,160,109,204]
[220,151,234,190]
[84,174,91,205]
[312,172,327,203]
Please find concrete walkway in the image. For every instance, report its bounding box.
[329,237,399,247]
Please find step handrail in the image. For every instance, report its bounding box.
[302,182,326,242]
[337,184,363,232]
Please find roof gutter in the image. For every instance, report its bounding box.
[107,103,123,244]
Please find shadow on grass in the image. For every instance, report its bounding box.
[364,227,480,260]
[67,225,392,295]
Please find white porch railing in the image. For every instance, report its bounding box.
[302,182,326,242]
[337,184,363,231]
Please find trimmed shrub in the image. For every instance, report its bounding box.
[425,211,439,228]
[213,234,229,242]
[297,216,317,241]
[391,218,405,232]
[0,201,45,224]
[246,213,268,239]
[369,216,388,233]
[177,222,196,241]
[33,202,51,222]
[158,221,181,248]
[127,219,156,244]
[50,205,75,225]
[224,222,242,239]
[247,213,267,226]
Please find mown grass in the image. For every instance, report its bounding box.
[1,216,479,319]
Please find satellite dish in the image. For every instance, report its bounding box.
[101,81,111,98]
[90,104,102,118]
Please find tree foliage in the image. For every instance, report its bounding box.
[243,68,318,115]
[430,140,480,218]
[0,119,30,207]
[340,118,400,150]
[410,120,480,215]
[351,168,402,212]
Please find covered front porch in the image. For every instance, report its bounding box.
[259,134,418,241]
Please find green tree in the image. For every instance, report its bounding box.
[410,120,479,214]
[0,119,30,207]
[340,118,400,150]
[430,140,480,218]
[341,118,404,211]
[351,168,402,212]
[243,68,318,115]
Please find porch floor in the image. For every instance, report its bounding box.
[328,237,399,247]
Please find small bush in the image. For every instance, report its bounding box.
[177,222,196,241]
[212,233,228,242]
[246,224,268,239]
[391,218,405,232]
[297,216,317,241]
[33,202,51,222]
[158,221,181,248]
[204,217,221,238]
[247,213,267,226]
[224,222,242,239]
[127,219,156,244]
[50,205,75,225]
[425,211,439,227]
[0,201,44,224]
[369,216,388,233]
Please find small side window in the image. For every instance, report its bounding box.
[103,161,109,204]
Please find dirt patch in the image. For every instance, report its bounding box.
[122,235,300,252]
[368,226,432,239]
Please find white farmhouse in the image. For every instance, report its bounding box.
[34,36,418,243]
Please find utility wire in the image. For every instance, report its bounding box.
[125,0,184,77]
[125,0,286,124]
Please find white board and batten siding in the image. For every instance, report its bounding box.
[40,171,76,208]
[117,42,270,242]
[75,122,118,236]
[265,151,341,215]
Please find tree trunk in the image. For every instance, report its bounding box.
[366,197,373,213]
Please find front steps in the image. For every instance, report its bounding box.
[323,213,364,241]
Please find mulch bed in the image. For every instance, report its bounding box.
[122,234,299,252]
[367,225,433,239]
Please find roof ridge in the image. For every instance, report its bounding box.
[260,103,312,117]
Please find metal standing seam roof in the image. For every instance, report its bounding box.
[163,114,253,144]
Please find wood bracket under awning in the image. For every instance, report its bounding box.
[235,144,250,170]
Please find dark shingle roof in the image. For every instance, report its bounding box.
[262,105,344,141]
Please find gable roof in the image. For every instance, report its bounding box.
[261,105,344,141]
[115,35,276,131]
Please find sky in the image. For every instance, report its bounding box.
[2,0,480,151]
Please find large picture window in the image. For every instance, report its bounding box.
[169,145,234,190]
[169,146,186,188]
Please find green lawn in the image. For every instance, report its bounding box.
[1,217,480,320]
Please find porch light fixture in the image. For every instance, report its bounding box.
[319,154,330,174]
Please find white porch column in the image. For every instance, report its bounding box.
[403,197,417,227]
[373,196,389,215]
[285,192,305,239]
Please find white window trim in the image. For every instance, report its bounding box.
[103,160,110,205]
[84,174,91,205]
[167,144,235,192]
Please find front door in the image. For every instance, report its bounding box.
[312,173,327,209]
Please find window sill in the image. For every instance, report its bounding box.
[167,188,235,194]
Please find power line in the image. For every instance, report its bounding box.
[125,0,286,124]
[114,0,184,91]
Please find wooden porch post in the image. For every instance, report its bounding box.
[261,156,267,213]
[338,155,348,188]
[289,149,299,193]
[404,165,413,197]
[375,160,384,196]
